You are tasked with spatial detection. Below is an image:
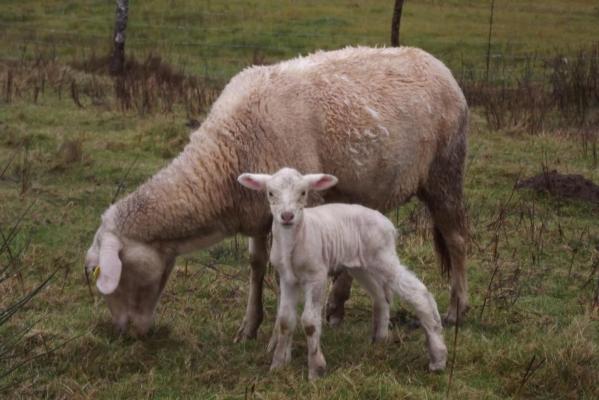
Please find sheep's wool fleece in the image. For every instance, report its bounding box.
[113,46,468,241]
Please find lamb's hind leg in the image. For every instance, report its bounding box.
[392,260,447,371]
[235,235,268,342]
[348,268,391,343]
[325,270,353,327]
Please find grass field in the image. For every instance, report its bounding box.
[1,1,599,399]
[3,0,599,78]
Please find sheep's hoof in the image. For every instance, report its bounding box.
[325,304,345,328]
[370,334,389,344]
[234,320,258,343]
[266,333,278,353]
[442,304,470,327]
[327,315,343,327]
[269,362,282,372]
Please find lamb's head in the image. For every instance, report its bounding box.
[238,167,338,227]
[84,207,175,336]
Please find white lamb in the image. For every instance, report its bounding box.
[238,168,447,380]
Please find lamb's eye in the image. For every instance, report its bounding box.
[301,191,306,196]
[268,191,274,197]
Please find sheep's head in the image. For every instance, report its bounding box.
[84,207,175,336]
[238,167,338,227]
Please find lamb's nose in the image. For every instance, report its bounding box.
[281,211,294,223]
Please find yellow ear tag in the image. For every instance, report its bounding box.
[92,266,101,282]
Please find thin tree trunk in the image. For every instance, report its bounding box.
[391,0,405,47]
[110,0,128,75]
[485,0,495,82]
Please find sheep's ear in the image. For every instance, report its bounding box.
[96,232,123,295]
[304,174,338,191]
[237,173,270,191]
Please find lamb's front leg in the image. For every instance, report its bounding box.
[270,279,299,370]
[301,276,327,380]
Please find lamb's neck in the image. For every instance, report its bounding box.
[111,134,238,246]
[272,219,306,269]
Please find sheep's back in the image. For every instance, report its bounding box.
[265,47,467,211]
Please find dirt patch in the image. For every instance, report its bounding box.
[516,169,599,204]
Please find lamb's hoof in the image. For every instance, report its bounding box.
[428,343,448,372]
[308,352,327,380]
[428,359,446,372]
[234,320,258,343]
[309,365,326,381]
[270,356,290,372]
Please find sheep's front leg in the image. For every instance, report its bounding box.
[302,276,327,380]
[270,279,299,370]
[325,270,353,326]
[235,236,268,342]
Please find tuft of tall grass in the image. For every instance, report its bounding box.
[72,52,220,116]
[1,49,220,118]
[460,43,599,135]
[0,204,57,393]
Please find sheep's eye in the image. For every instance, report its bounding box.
[301,191,306,196]
[268,191,273,197]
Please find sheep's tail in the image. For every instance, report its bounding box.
[432,225,452,279]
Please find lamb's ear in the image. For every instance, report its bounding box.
[96,232,123,295]
[237,173,271,191]
[304,174,338,191]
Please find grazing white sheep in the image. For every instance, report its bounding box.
[238,168,447,379]
[85,46,469,339]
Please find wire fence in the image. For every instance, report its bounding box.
[1,1,598,82]
[1,1,597,134]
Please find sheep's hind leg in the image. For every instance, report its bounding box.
[235,235,268,342]
[325,270,353,327]
[419,185,469,325]
[418,125,469,325]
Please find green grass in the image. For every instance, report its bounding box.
[1,1,599,399]
[2,0,599,79]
